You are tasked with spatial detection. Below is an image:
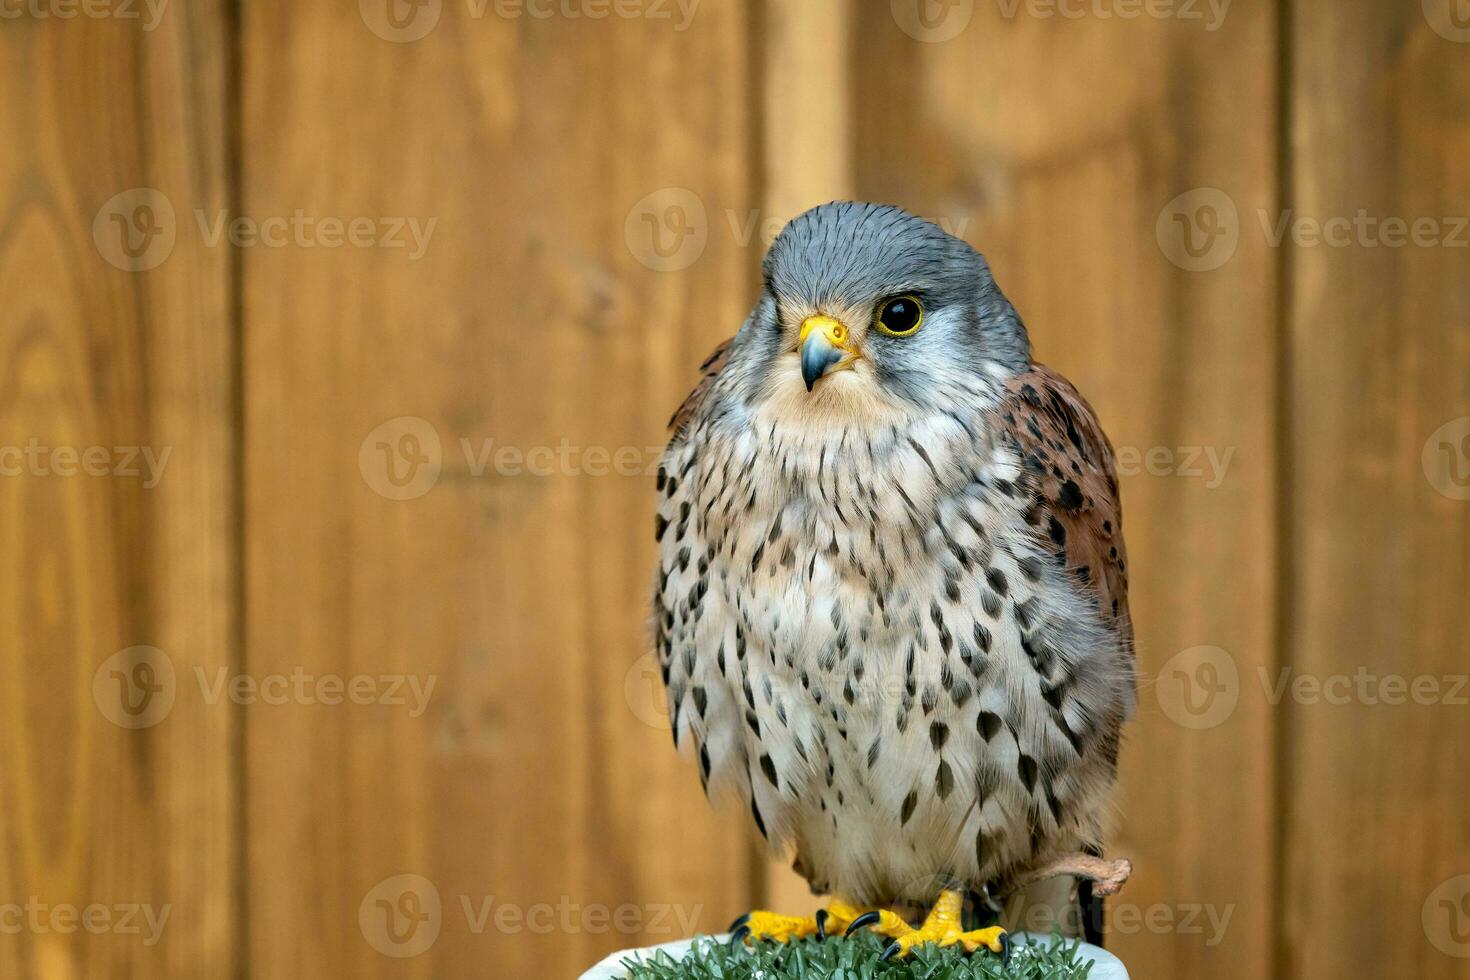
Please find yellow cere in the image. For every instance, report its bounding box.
[799,315,850,350]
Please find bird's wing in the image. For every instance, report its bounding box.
[993,363,1134,678]
[667,337,734,438]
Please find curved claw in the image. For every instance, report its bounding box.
[814,909,829,940]
[728,913,750,933]
[844,910,882,937]
[880,940,902,961]
[728,924,751,949]
[998,931,1011,964]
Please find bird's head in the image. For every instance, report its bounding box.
[733,202,1030,423]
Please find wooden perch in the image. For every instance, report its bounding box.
[1005,853,1133,898]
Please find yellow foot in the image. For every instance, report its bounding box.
[849,889,1009,961]
[727,910,819,945]
[728,899,906,947]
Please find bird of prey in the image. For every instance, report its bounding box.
[653,202,1135,959]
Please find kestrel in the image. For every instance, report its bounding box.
[653,203,1135,959]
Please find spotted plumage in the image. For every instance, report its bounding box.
[653,203,1135,911]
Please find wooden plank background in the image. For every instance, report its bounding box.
[0,4,237,978]
[1282,4,1470,979]
[0,1,1466,977]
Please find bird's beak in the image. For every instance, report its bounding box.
[798,315,857,391]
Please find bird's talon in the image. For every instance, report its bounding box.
[725,901,930,950]
[866,890,1008,960]
[999,931,1011,964]
[724,909,822,945]
[844,910,882,937]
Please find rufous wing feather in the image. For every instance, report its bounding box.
[991,363,1135,676]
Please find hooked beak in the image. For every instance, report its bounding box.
[798,315,856,391]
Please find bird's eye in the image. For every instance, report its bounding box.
[874,295,924,337]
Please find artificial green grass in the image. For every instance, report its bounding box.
[623,933,1094,979]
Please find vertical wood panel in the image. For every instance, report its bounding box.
[851,5,1280,976]
[0,4,237,978]
[4,5,1467,979]
[1285,4,1470,978]
[241,2,754,976]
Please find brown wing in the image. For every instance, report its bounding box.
[667,337,733,438]
[992,363,1134,666]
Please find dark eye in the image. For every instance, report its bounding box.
[875,295,924,337]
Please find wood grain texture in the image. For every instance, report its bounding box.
[849,4,1280,976]
[240,2,754,976]
[759,0,853,222]
[0,4,237,978]
[1283,4,1470,977]
[5,3,1469,978]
